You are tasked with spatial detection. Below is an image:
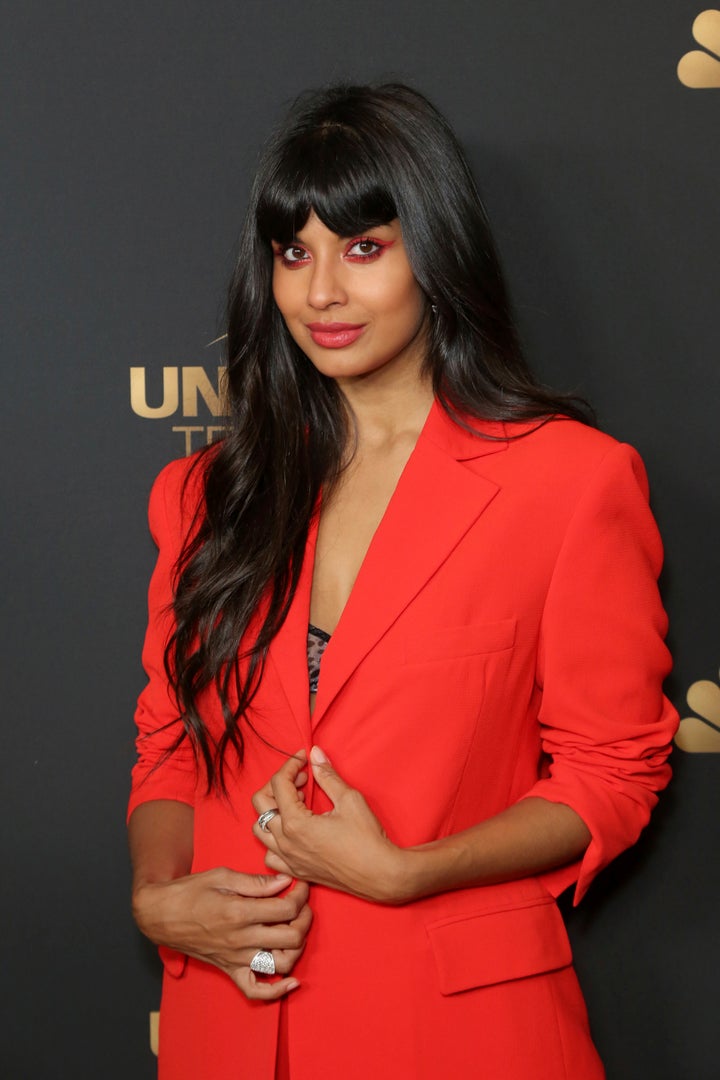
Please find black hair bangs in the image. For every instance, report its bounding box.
[256,126,398,244]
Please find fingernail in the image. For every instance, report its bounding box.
[310,745,329,765]
[275,874,292,884]
[287,979,300,991]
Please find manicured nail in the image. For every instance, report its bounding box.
[287,979,300,991]
[310,745,329,765]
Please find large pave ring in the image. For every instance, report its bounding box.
[256,808,280,832]
[250,949,276,976]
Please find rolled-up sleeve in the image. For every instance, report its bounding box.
[127,459,200,820]
[520,443,678,903]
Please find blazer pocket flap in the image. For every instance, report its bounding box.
[427,899,572,995]
[403,617,516,664]
[159,945,187,979]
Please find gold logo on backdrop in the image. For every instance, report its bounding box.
[130,365,229,455]
[150,1011,159,1056]
[675,669,720,751]
[678,9,720,87]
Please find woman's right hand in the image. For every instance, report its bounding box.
[132,869,312,1000]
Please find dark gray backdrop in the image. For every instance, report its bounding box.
[2,2,718,1077]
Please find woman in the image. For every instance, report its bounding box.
[129,84,678,1079]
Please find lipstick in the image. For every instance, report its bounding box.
[306,322,366,348]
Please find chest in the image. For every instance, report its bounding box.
[310,441,415,633]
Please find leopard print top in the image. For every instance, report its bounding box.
[308,623,331,693]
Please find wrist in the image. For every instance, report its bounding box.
[371,844,421,906]
[131,877,188,949]
[130,880,154,939]
[131,878,163,929]
[391,837,474,903]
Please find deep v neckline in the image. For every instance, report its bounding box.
[305,406,431,715]
[308,399,435,639]
[266,397,507,733]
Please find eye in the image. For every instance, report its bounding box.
[274,243,310,266]
[280,246,308,264]
[346,238,382,260]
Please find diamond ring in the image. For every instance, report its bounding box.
[250,949,276,976]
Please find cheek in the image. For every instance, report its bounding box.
[271,269,299,321]
[366,272,426,325]
[389,280,428,334]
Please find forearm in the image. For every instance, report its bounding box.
[255,753,593,905]
[395,797,591,903]
[128,799,195,888]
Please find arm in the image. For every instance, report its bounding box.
[254,443,677,905]
[253,749,589,904]
[394,796,590,901]
[129,799,194,887]
[129,799,310,999]
[128,462,312,998]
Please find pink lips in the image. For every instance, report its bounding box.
[306,322,366,348]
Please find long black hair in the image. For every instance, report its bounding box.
[166,82,592,790]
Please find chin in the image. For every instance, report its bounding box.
[307,357,387,381]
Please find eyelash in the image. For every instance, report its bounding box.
[274,237,391,268]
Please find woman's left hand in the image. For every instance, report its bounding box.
[251,747,406,904]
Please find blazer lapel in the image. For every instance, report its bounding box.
[311,401,508,729]
[265,513,318,746]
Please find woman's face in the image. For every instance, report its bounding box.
[271,211,429,385]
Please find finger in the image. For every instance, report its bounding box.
[291,899,313,935]
[270,752,307,795]
[265,849,294,876]
[271,759,311,818]
[211,905,311,954]
[251,791,272,814]
[211,904,312,957]
[210,868,292,896]
[286,879,310,906]
[308,745,351,806]
[242,901,313,956]
[252,788,278,817]
[234,969,301,1001]
[252,816,284,849]
[225,881,309,925]
[252,751,307,814]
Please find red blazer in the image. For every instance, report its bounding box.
[129,401,678,1080]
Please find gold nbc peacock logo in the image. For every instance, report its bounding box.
[675,669,720,752]
[678,9,720,87]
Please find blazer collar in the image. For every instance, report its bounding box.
[420,398,510,461]
[266,398,508,739]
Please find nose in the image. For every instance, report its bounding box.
[306,254,347,310]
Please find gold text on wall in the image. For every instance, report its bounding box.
[130,366,229,454]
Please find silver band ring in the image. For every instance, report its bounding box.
[250,949,276,976]
[257,808,280,832]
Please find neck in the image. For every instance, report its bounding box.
[336,357,435,451]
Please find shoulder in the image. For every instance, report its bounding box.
[505,416,647,483]
[147,447,214,544]
[506,416,618,458]
[490,418,654,523]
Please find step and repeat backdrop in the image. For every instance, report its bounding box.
[3,3,718,1076]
